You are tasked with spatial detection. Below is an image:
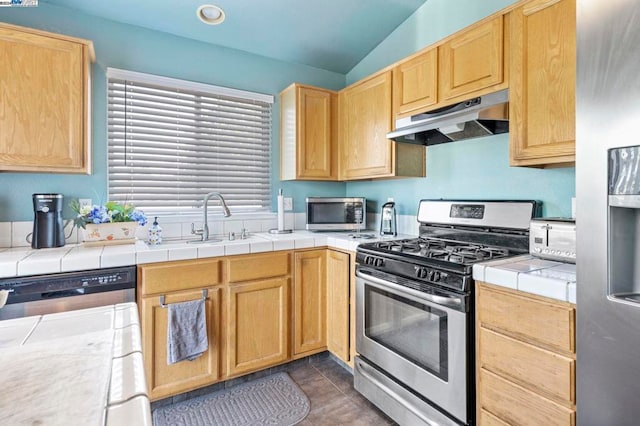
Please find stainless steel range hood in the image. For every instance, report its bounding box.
[387,89,509,145]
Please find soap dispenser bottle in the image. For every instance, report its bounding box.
[148,217,162,245]
[380,202,397,236]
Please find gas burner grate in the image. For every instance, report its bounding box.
[370,238,512,265]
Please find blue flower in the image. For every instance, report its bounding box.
[128,210,148,226]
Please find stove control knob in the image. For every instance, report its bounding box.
[432,271,441,282]
[374,258,384,267]
[427,270,435,281]
[414,268,426,279]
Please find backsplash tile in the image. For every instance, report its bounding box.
[294,213,306,231]
[0,223,11,248]
[2,212,419,249]
[222,220,244,235]
[11,221,32,247]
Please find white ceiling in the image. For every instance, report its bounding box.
[40,0,427,74]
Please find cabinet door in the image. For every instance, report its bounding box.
[326,250,350,362]
[393,48,438,119]
[439,17,505,102]
[293,250,327,356]
[140,287,222,401]
[339,71,394,179]
[227,277,290,376]
[509,0,576,166]
[0,23,92,173]
[280,84,337,180]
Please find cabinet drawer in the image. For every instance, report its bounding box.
[479,369,575,426]
[479,409,510,426]
[138,259,223,295]
[477,283,575,353]
[227,251,291,283]
[479,328,575,403]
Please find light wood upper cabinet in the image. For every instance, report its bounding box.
[293,250,327,356]
[339,71,425,180]
[280,84,337,180]
[509,0,576,167]
[326,250,350,362]
[476,282,576,425]
[139,287,222,401]
[0,22,94,173]
[393,48,438,119]
[439,16,505,103]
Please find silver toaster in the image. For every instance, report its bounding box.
[529,218,576,263]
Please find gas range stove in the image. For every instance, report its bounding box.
[356,200,539,293]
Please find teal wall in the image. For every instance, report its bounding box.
[0,3,346,221]
[345,0,576,218]
[0,0,576,221]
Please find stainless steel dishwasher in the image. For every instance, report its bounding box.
[0,266,136,320]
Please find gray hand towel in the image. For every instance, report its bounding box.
[167,299,208,365]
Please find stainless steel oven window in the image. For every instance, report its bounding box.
[364,285,448,381]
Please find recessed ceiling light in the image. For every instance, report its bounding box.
[197,4,225,25]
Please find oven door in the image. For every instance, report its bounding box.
[356,268,469,424]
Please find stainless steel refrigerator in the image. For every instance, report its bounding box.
[577,0,640,424]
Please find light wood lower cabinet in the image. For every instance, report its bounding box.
[226,277,290,377]
[139,287,222,401]
[225,248,292,377]
[326,250,351,362]
[139,248,356,400]
[476,282,576,425]
[293,250,327,356]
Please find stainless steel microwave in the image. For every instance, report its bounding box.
[306,197,366,231]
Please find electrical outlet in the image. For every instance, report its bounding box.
[283,197,293,211]
[79,198,92,210]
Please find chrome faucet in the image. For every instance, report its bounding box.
[191,192,231,241]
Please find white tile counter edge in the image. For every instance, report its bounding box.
[473,255,577,303]
[0,231,412,278]
[0,303,151,426]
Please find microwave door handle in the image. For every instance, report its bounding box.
[356,269,464,310]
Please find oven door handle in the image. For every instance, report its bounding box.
[356,269,464,310]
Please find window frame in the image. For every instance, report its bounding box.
[105,68,274,217]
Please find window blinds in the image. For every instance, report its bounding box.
[106,68,273,214]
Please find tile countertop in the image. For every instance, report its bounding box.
[0,303,151,426]
[473,255,576,304]
[0,231,410,278]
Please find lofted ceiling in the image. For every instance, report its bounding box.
[40,0,427,74]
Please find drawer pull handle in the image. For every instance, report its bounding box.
[159,289,208,308]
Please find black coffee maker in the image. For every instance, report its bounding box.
[32,193,65,249]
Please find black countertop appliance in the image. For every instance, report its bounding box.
[32,193,65,249]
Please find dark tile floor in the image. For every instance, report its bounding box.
[291,355,395,425]
[151,352,396,425]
